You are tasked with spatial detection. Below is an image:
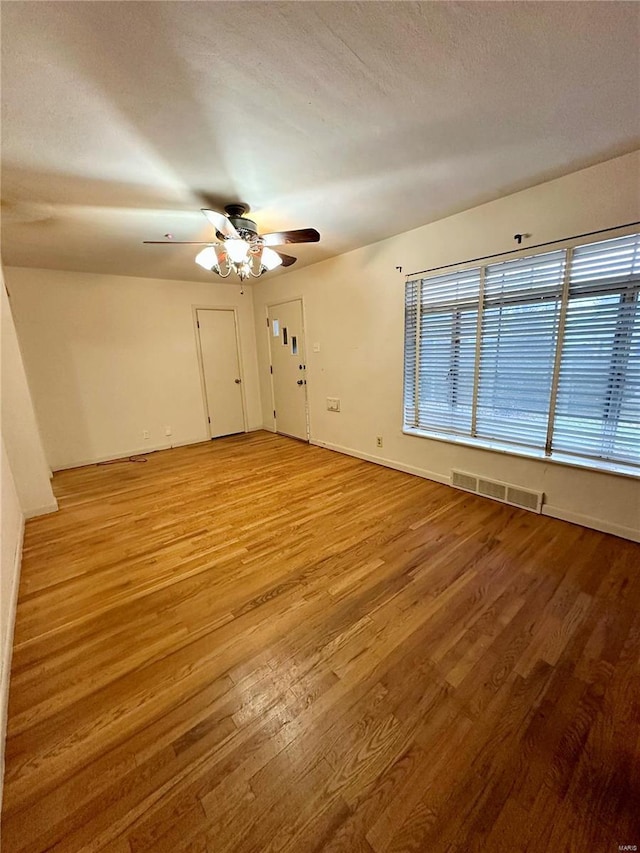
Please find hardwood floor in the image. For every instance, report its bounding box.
[2,431,639,852]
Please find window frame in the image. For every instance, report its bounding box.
[403,228,640,479]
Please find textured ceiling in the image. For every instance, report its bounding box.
[2,1,639,282]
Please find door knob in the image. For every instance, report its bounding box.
[234,378,241,384]
[297,379,304,385]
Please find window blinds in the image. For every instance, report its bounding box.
[404,232,640,471]
[404,268,479,434]
[553,235,640,465]
[477,251,565,449]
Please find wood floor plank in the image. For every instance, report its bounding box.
[2,431,638,852]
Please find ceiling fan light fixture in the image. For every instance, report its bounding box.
[195,240,282,281]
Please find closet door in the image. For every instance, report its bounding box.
[196,309,246,438]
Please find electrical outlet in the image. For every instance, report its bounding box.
[327,397,340,412]
[143,430,150,440]
[376,436,383,448]
[165,426,172,436]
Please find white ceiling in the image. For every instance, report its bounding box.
[2,1,639,282]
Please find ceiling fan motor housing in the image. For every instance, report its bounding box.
[224,204,258,239]
[229,216,258,238]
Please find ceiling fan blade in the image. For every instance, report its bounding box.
[275,251,297,267]
[260,228,320,246]
[143,241,217,245]
[201,208,239,239]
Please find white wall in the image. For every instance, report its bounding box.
[1,266,54,806]
[1,277,57,515]
[252,151,640,541]
[4,269,263,470]
[0,439,24,808]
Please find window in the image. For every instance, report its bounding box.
[404,268,479,434]
[404,233,640,473]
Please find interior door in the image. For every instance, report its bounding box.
[268,299,308,441]
[196,309,246,438]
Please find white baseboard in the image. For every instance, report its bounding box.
[24,501,58,519]
[309,439,450,486]
[52,430,279,472]
[542,505,640,543]
[51,436,209,472]
[51,430,280,472]
[1,511,25,813]
[310,439,639,543]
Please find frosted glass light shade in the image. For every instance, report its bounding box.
[261,246,283,271]
[225,239,250,263]
[195,246,218,270]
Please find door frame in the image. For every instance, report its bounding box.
[192,305,248,438]
[265,296,310,441]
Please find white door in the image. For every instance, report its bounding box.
[196,309,246,438]
[268,299,308,441]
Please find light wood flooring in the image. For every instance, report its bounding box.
[2,431,640,852]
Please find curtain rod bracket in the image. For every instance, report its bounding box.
[514,233,530,245]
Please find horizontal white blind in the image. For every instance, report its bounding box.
[476,251,565,448]
[568,232,640,289]
[552,234,640,465]
[403,280,418,426]
[412,269,480,434]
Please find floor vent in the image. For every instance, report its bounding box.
[450,470,543,514]
[451,471,478,492]
[478,478,506,501]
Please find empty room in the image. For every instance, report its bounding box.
[1,2,639,851]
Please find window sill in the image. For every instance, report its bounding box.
[402,427,640,481]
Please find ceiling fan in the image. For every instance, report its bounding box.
[144,204,320,281]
